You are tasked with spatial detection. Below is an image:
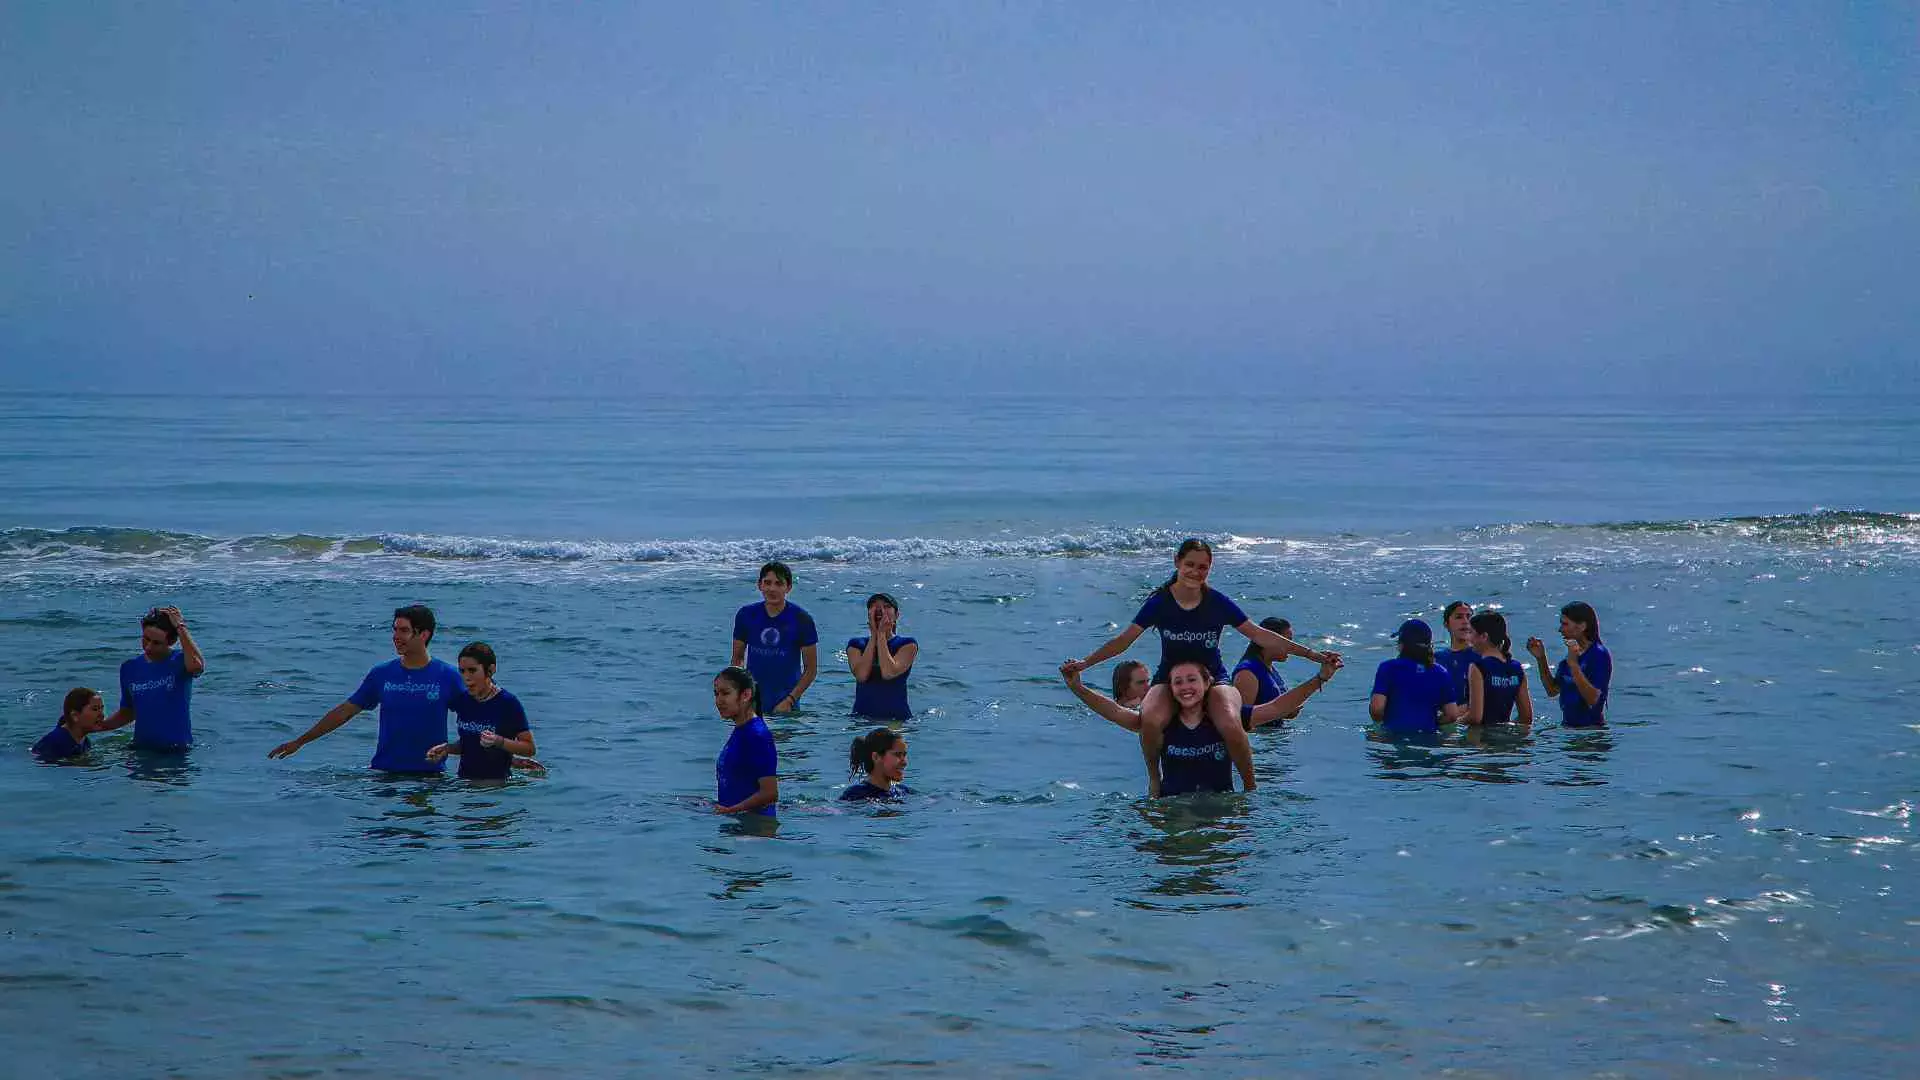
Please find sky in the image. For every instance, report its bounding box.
[2,2,1915,396]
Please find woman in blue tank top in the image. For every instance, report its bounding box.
[1526,602,1612,728]
[1464,611,1532,727]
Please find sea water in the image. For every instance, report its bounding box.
[2,389,1915,1076]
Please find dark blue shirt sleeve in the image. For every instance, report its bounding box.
[731,606,749,644]
[496,695,529,739]
[119,660,133,711]
[1131,593,1162,629]
[1586,648,1613,692]
[1215,591,1249,628]
[744,728,777,780]
[347,666,383,710]
[796,609,819,648]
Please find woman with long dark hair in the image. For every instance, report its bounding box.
[1465,612,1532,727]
[841,727,910,801]
[1527,602,1611,728]
[1368,619,1462,735]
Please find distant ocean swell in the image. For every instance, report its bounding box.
[0,512,1913,582]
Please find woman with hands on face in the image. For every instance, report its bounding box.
[848,592,917,720]
[1526,601,1611,728]
[425,642,537,780]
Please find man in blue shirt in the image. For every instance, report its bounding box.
[95,607,206,750]
[268,604,466,773]
[729,561,819,714]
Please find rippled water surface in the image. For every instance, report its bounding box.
[2,391,1916,1076]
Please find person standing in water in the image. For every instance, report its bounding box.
[1061,539,1338,796]
[1064,654,1341,740]
[93,607,206,751]
[1369,619,1463,736]
[268,605,467,773]
[1464,611,1533,727]
[1232,616,1301,727]
[425,642,537,780]
[847,593,916,720]
[1527,601,1611,728]
[840,727,910,802]
[731,561,819,715]
[33,688,105,762]
[712,666,778,816]
[1436,601,1475,708]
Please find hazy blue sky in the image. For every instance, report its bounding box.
[3,3,1914,395]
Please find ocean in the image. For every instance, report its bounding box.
[2,388,1916,1076]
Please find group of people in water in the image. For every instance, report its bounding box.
[28,540,1614,816]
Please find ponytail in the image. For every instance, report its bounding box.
[1398,640,1436,667]
[60,687,97,726]
[1469,612,1513,661]
[850,727,901,776]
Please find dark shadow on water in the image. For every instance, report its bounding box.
[356,783,444,848]
[1546,729,1616,787]
[124,746,198,786]
[1366,726,1536,785]
[1124,795,1252,910]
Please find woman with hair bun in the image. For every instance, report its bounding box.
[841,728,911,802]
[1465,612,1532,727]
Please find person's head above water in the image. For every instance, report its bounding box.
[866,592,899,627]
[1160,538,1214,593]
[758,561,794,607]
[1443,601,1473,644]
[1559,602,1601,644]
[1241,617,1293,664]
[1111,659,1149,707]
[457,641,498,694]
[1396,619,1435,665]
[392,605,436,656]
[61,687,104,732]
[850,727,907,784]
[713,665,760,721]
[1468,611,1512,659]
[139,608,178,661]
[1165,658,1213,714]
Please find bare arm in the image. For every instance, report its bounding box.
[716,776,778,815]
[787,645,819,706]
[1527,639,1561,697]
[1236,620,1335,664]
[1062,665,1143,732]
[1247,659,1340,727]
[1465,663,1485,725]
[877,639,916,680]
[1368,693,1388,724]
[1068,623,1146,672]
[1515,675,1535,726]
[848,636,877,681]
[172,615,206,676]
[268,702,363,758]
[99,706,136,732]
[730,639,746,666]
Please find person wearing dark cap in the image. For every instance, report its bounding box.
[1368,619,1462,735]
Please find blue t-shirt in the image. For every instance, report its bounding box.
[1554,642,1613,727]
[1370,657,1457,735]
[839,780,911,802]
[348,658,467,773]
[449,689,530,781]
[32,725,90,762]
[848,635,915,719]
[1471,653,1527,725]
[120,649,196,749]
[1231,657,1286,706]
[1437,647,1475,706]
[1160,716,1233,795]
[733,602,819,709]
[716,716,778,816]
[1132,588,1249,681]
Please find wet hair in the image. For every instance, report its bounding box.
[1469,611,1512,660]
[1398,639,1436,667]
[140,609,179,646]
[1443,600,1471,625]
[849,727,903,775]
[393,605,436,642]
[1240,616,1292,664]
[61,687,98,725]
[866,592,899,615]
[1110,659,1148,699]
[1159,537,1214,594]
[758,561,794,588]
[457,641,497,674]
[714,665,761,714]
[1561,601,1601,643]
